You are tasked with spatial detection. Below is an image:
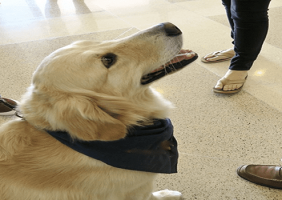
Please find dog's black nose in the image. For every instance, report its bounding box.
[162,22,182,36]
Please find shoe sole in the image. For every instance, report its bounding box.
[213,86,243,94]
[0,110,17,116]
[201,57,231,63]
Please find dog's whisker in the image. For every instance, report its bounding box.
[164,67,169,75]
[175,53,189,57]
[163,63,169,75]
[169,63,177,72]
[114,27,136,40]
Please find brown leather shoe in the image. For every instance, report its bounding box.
[237,165,282,189]
[0,97,18,116]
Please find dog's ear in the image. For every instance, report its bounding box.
[54,94,146,141]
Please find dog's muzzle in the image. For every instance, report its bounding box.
[141,23,198,85]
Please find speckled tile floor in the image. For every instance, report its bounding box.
[1,0,282,199]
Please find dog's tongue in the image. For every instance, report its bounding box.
[152,50,196,73]
[166,50,196,66]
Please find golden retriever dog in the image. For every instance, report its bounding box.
[0,22,197,200]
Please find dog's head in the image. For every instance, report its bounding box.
[20,23,185,141]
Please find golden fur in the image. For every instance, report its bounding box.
[0,23,184,200]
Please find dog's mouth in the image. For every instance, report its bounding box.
[141,50,198,85]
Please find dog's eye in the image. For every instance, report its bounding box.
[101,53,117,68]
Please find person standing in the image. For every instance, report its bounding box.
[202,0,271,94]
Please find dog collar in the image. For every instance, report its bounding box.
[45,118,178,174]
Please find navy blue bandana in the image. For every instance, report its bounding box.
[45,118,178,174]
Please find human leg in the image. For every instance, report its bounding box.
[214,0,271,93]
[229,0,271,71]
[201,0,235,63]
[222,0,234,41]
